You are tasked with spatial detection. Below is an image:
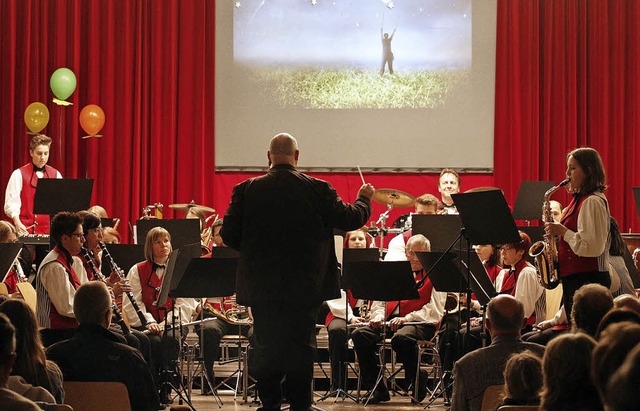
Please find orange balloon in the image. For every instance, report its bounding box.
[24,102,50,133]
[79,104,105,137]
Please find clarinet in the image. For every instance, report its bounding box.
[80,247,130,335]
[98,242,148,327]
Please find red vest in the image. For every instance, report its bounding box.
[557,194,600,277]
[137,261,174,323]
[499,258,529,296]
[19,163,60,234]
[49,247,81,329]
[385,269,433,319]
[3,268,19,294]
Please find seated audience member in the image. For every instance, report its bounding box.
[0,299,63,403]
[324,228,372,390]
[450,295,545,411]
[498,350,543,407]
[35,212,88,346]
[540,333,602,411]
[352,234,447,403]
[0,312,42,410]
[591,322,640,406]
[613,293,640,314]
[47,282,159,411]
[101,227,120,244]
[608,218,636,297]
[605,344,640,411]
[571,283,614,338]
[594,308,640,340]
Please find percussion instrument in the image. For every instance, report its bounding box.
[169,200,216,214]
[18,234,50,245]
[372,188,415,208]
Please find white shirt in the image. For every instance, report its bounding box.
[4,167,63,219]
[562,192,610,259]
[513,264,545,320]
[124,263,197,327]
[36,249,89,328]
[368,284,447,324]
[384,234,407,262]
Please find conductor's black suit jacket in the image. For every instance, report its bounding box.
[221,164,371,307]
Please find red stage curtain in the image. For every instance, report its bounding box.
[495,0,640,231]
[1,1,639,243]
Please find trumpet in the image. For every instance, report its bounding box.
[204,296,253,326]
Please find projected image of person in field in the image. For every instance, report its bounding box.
[233,0,471,109]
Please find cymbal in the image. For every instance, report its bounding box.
[373,188,415,208]
[169,201,215,214]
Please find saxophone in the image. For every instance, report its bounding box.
[528,178,570,290]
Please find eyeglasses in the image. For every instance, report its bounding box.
[69,232,85,239]
[90,227,103,234]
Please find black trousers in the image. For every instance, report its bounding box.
[351,323,436,390]
[250,302,319,411]
[327,317,352,389]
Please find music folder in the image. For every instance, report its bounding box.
[33,178,94,214]
[136,219,200,251]
[156,243,201,307]
[344,261,419,302]
[512,181,554,221]
[170,247,240,299]
[101,244,145,278]
[0,243,23,283]
[411,214,464,251]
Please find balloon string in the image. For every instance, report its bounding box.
[58,108,63,165]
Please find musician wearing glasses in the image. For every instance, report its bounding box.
[545,147,611,322]
[4,135,62,235]
[35,212,88,346]
[351,234,447,404]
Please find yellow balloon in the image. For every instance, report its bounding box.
[24,102,50,133]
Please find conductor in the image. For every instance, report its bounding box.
[221,132,373,411]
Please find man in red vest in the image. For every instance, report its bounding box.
[4,134,62,235]
[35,212,87,346]
[351,234,447,404]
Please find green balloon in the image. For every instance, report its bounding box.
[50,68,77,101]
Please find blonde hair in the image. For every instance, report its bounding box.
[143,227,172,262]
[0,221,17,243]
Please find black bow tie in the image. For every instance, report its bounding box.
[33,164,45,172]
[152,263,166,271]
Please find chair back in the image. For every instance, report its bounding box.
[481,384,505,411]
[63,381,131,411]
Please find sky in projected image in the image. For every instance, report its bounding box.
[234,0,471,70]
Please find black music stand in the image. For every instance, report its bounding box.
[32,178,94,261]
[100,244,145,279]
[0,243,23,284]
[632,187,640,221]
[100,217,115,228]
[411,214,464,252]
[344,260,419,405]
[136,219,200,251]
[512,181,554,223]
[155,243,203,410]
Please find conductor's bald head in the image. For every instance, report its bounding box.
[268,133,299,167]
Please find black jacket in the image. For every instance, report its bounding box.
[221,164,371,306]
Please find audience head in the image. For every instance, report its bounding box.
[437,168,460,204]
[541,333,600,411]
[29,135,52,169]
[343,227,372,249]
[566,147,607,194]
[485,294,525,337]
[571,283,614,337]
[268,132,299,167]
[50,212,84,253]
[144,227,172,263]
[591,322,640,405]
[606,344,640,411]
[613,294,640,314]
[101,227,121,244]
[0,299,47,383]
[74,282,112,327]
[594,308,640,340]
[405,234,431,271]
[502,351,543,406]
[0,312,16,386]
[414,193,439,215]
[0,221,18,243]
